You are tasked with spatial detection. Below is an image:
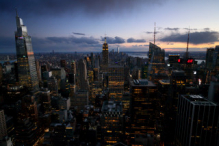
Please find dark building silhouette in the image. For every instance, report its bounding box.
[176,95,219,146]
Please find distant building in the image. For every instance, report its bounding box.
[206,48,215,70]
[214,46,219,72]
[60,60,67,68]
[176,95,219,146]
[108,65,124,101]
[102,37,109,71]
[15,12,39,91]
[147,42,165,80]
[148,42,165,63]
[78,59,88,90]
[71,90,88,111]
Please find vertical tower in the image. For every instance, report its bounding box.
[185,29,190,59]
[15,11,39,91]
[102,37,109,67]
[78,59,88,90]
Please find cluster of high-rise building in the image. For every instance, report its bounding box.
[0,13,219,146]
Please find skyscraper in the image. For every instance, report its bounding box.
[129,79,157,140]
[206,48,215,70]
[108,65,124,101]
[78,59,88,90]
[176,95,219,146]
[102,37,109,71]
[15,11,39,91]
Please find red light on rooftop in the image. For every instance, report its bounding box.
[187,59,193,63]
[178,59,181,63]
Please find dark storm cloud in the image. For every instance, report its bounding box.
[127,38,146,43]
[0,36,101,52]
[101,37,125,44]
[72,32,85,36]
[0,0,163,17]
[164,27,180,31]
[46,36,99,44]
[160,31,219,44]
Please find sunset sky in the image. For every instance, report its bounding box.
[0,0,219,53]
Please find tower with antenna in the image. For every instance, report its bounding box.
[154,22,156,45]
[185,28,190,59]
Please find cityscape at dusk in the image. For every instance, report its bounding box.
[0,0,219,53]
[0,1,219,146]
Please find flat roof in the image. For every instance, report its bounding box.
[182,95,217,106]
[130,80,156,87]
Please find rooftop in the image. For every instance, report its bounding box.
[102,101,122,113]
[130,79,156,87]
[182,95,217,106]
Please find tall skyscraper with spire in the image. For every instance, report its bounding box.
[102,37,109,67]
[15,11,39,91]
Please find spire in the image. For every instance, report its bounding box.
[186,27,190,59]
[154,22,156,45]
[104,37,107,43]
[15,8,18,17]
[104,33,107,43]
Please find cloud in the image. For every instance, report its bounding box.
[164,27,180,31]
[167,43,174,45]
[101,36,125,44]
[72,32,85,35]
[145,31,160,34]
[160,31,219,44]
[0,35,102,53]
[183,28,198,31]
[204,28,210,31]
[45,36,99,44]
[0,0,163,17]
[127,38,146,43]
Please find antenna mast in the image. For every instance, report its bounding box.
[186,28,190,59]
[154,22,156,45]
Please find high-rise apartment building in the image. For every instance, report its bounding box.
[176,95,219,146]
[15,12,39,91]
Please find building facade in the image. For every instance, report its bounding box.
[176,95,219,146]
[15,12,39,91]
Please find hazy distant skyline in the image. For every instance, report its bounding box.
[0,0,219,53]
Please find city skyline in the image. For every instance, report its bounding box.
[0,0,219,53]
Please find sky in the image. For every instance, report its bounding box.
[0,0,219,53]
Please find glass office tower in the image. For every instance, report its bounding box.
[15,12,39,91]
